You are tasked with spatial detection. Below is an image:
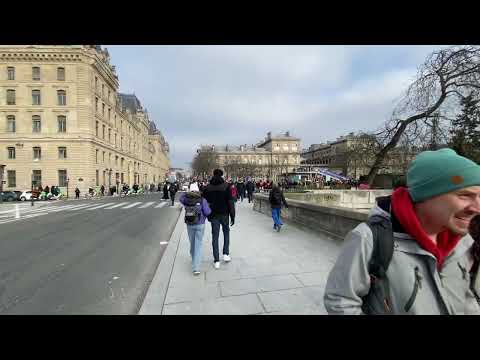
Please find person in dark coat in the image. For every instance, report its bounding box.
[75,187,80,199]
[163,182,169,199]
[44,185,50,195]
[202,169,236,269]
[169,182,178,206]
[100,184,105,196]
[236,180,246,202]
[269,184,289,232]
[246,180,255,203]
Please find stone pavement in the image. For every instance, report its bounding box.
[140,199,342,315]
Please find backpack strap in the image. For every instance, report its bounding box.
[367,215,394,276]
[361,215,395,314]
[470,257,480,306]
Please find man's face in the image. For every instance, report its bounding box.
[421,186,480,235]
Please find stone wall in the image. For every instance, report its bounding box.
[253,193,369,240]
[284,189,392,210]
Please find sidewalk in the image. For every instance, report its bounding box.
[141,199,342,315]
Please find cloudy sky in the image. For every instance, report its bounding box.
[106,45,444,168]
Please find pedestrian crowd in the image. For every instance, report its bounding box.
[179,148,480,315]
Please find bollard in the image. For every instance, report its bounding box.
[15,204,20,219]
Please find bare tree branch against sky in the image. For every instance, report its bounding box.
[107,45,445,168]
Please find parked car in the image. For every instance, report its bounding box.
[20,190,34,201]
[13,191,22,201]
[0,191,17,202]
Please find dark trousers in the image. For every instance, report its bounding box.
[170,193,175,205]
[247,192,253,203]
[75,193,79,199]
[211,214,230,262]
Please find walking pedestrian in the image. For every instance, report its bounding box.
[269,184,289,232]
[180,190,212,275]
[246,179,255,203]
[227,179,238,203]
[169,182,178,206]
[163,182,169,200]
[75,187,80,199]
[236,180,245,202]
[324,148,480,315]
[202,169,235,269]
[100,184,105,196]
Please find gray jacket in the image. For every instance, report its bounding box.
[324,201,480,315]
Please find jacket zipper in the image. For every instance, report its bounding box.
[404,267,423,313]
[457,262,468,280]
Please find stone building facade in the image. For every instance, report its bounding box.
[0,45,170,195]
[197,131,301,181]
[301,132,417,179]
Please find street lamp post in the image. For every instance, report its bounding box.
[66,177,69,199]
[31,173,34,206]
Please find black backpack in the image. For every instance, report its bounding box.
[184,197,202,225]
[470,256,480,306]
[361,215,395,315]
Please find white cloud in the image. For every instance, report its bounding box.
[107,45,440,167]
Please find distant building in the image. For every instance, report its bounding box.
[196,131,301,181]
[301,132,418,181]
[0,45,170,193]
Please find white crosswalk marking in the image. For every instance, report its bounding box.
[86,203,116,210]
[154,202,167,209]
[104,202,129,209]
[43,204,85,212]
[121,202,142,209]
[138,201,155,209]
[64,204,100,211]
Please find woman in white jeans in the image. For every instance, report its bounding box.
[179,189,212,275]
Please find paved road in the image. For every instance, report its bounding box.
[0,192,182,314]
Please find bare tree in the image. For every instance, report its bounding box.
[191,150,219,179]
[343,133,382,179]
[367,46,480,185]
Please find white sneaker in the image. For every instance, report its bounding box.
[214,262,220,269]
[193,270,201,276]
[223,254,231,262]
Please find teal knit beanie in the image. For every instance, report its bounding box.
[407,148,480,202]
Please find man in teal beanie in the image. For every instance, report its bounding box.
[325,148,480,315]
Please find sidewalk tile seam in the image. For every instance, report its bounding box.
[256,293,268,313]
[218,285,306,298]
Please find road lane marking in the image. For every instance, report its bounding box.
[42,204,86,212]
[154,202,167,208]
[138,202,155,209]
[121,202,142,209]
[64,204,100,211]
[86,203,116,210]
[104,202,129,209]
[0,212,49,224]
[160,241,168,245]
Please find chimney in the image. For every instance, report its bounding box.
[267,132,271,139]
[286,131,290,137]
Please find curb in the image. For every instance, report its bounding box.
[138,207,185,315]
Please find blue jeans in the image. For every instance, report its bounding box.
[271,208,283,228]
[187,224,205,272]
[210,215,230,262]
